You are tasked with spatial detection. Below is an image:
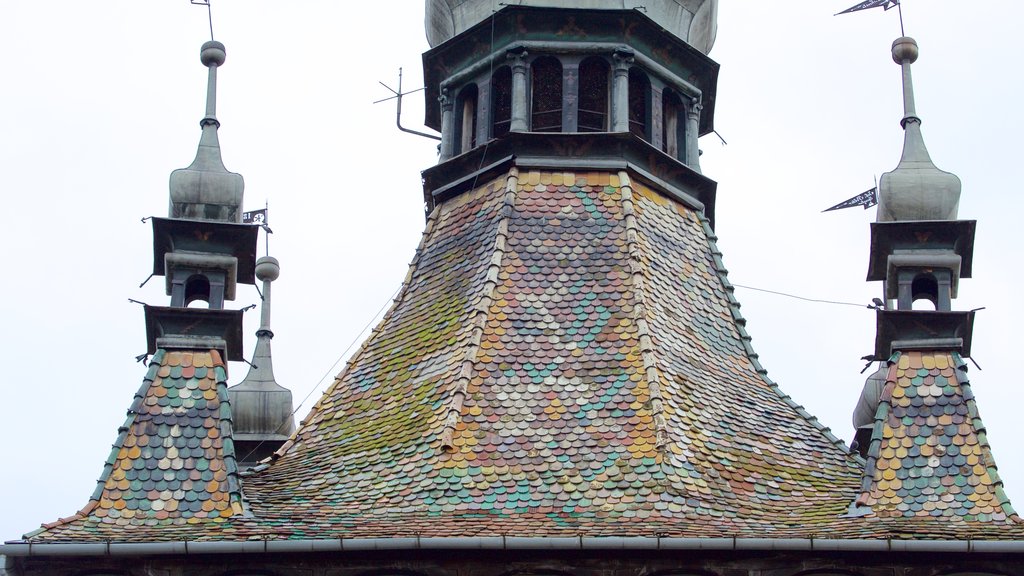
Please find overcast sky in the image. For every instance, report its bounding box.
[1,1,1021,541]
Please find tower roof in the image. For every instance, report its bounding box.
[24,167,1023,542]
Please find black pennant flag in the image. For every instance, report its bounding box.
[836,0,898,15]
[242,208,268,225]
[823,188,878,212]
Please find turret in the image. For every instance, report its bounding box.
[228,256,296,468]
[847,37,1014,523]
[420,1,721,224]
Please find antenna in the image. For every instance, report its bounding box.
[191,0,215,41]
[375,68,441,142]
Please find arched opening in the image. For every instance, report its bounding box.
[491,66,512,138]
[911,273,939,310]
[184,274,211,308]
[628,67,651,141]
[578,56,609,132]
[530,56,562,132]
[453,83,478,154]
[662,87,686,160]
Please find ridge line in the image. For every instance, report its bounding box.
[441,167,519,451]
[24,350,168,538]
[952,353,1021,522]
[214,362,246,517]
[618,170,670,450]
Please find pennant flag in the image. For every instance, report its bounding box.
[242,208,268,225]
[823,188,878,212]
[836,0,898,15]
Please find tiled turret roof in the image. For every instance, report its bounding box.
[855,351,1018,522]
[25,169,1023,542]
[25,350,243,540]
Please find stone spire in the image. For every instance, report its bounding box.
[228,256,295,467]
[875,37,961,223]
[168,40,245,223]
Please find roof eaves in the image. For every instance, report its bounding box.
[6,537,1024,556]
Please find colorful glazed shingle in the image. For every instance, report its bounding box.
[26,350,242,539]
[26,169,1023,542]
[856,351,1017,522]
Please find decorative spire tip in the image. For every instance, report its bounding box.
[200,40,226,68]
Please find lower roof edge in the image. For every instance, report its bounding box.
[4,537,1024,557]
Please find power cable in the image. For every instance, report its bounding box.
[730,283,872,309]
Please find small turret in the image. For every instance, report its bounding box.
[847,36,1011,522]
[228,256,295,467]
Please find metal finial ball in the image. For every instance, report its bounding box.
[200,40,227,67]
[891,37,919,65]
[255,256,280,282]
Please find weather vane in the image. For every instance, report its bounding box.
[823,0,907,214]
[191,0,215,41]
[836,0,905,36]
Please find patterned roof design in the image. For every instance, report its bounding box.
[26,350,243,539]
[855,350,1018,522]
[25,168,1023,542]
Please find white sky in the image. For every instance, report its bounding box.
[1,1,1021,541]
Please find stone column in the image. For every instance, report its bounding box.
[509,49,530,132]
[686,99,703,171]
[562,58,580,132]
[650,84,664,150]
[439,89,454,161]
[476,82,490,145]
[611,50,634,133]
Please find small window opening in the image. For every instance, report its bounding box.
[454,84,478,154]
[578,57,609,132]
[911,274,939,310]
[491,66,512,138]
[531,56,562,132]
[184,274,211,308]
[662,88,685,160]
[628,68,651,140]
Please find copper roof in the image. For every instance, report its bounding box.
[25,168,1023,542]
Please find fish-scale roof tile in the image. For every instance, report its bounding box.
[24,168,1024,543]
[26,349,243,541]
[857,351,1019,523]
